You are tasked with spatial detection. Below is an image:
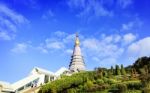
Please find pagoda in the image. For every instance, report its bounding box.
[69,33,85,72]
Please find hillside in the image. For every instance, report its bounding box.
[38,56,150,93]
[132,56,150,74]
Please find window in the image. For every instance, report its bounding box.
[26,82,32,87]
[17,86,24,91]
[44,75,49,83]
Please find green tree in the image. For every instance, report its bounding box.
[95,68,103,79]
[131,68,135,78]
[111,66,114,75]
[144,65,149,75]
[133,56,150,74]
[140,74,150,93]
[115,65,121,75]
[121,64,126,75]
[131,68,137,78]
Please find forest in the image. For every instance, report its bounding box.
[38,56,150,93]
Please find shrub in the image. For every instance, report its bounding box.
[83,80,93,90]
[143,88,150,93]
[127,90,142,93]
[107,79,117,84]
[117,83,127,93]
[110,83,127,93]
[103,77,109,83]
[67,88,77,93]
[90,84,109,92]
[96,79,104,85]
[125,81,142,90]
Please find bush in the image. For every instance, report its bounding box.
[102,78,117,85]
[107,79,117,84]
[127,90,142,93]
[143,88,150,93]
[96,79,104,85]
[90,84,109,92]
[103,77,109,83]
[83,80,93,90]
[110,84,127,93]
[125,81,142,90]
[67,88,77,93]
[117,83,127,93]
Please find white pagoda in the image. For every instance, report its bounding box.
[69,33,86,72]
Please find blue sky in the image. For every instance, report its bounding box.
[0,0,150,83]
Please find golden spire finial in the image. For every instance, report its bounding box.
[75,32,80,46]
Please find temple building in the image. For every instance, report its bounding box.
[69,33,86,72]
[0,67,68,93]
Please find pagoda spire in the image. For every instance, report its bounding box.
[69,33,85,72]
[75,32,80,46]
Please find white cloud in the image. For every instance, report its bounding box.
[65,49,73,54]
[11,43,28,53]
[37,45,48,54]
[117,0,133,9]
[67,0,133,20]
[12,0,39,9]
[82,34,124,64]
[127,37,150,57]
[0,4,29,40]
[46,39,65,49]
[0,31,11,40]
[101,34,122,44]
[92,57,100,62]
[63,34,75,43]
[92,1,113,17]
[11,42,49,54]
[35,32,75,53]
[100,58,117,67]
[0,17,17,32]
[122,22,134,31]
[102,35,113,44]
[68,0,113,18]
[82,38,99,50]
[81,33,140,67]
[121,18,142,32]
[42,9,54,19]
[47,42,64,49]
[114,35,121,43]
[54,31,67,38]
[0,4,29,24]
[123,33,136,45]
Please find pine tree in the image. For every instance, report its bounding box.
[144,65,149,75]
[121,64,126,75]
[131,68,134,78]
[96,68,103,79]
[111,66,114,75]
[115,65,121,75]
[131,68,137,78]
